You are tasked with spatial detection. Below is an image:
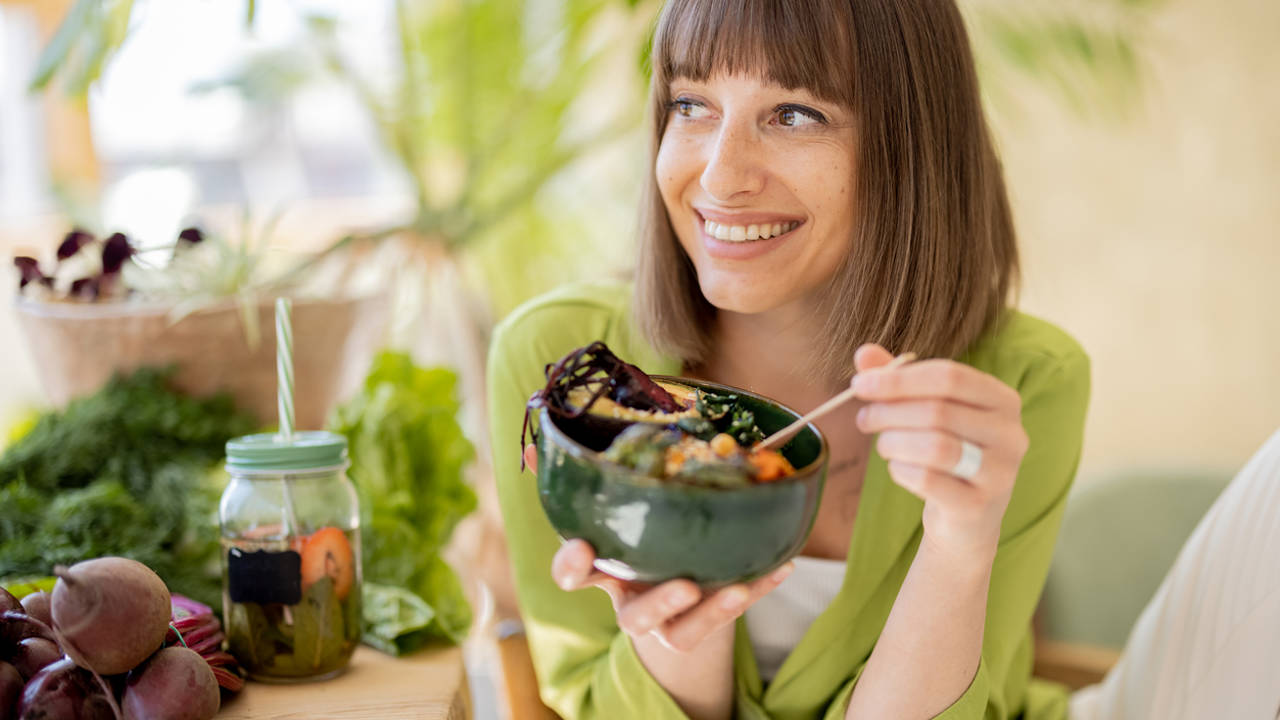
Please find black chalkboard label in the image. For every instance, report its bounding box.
[227,547,302,605]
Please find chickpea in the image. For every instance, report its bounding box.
[710,433,738,458]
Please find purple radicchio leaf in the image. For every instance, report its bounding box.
[56,228,93,260]
[14,256,51,290]
[177,226,205,245]
[170,593,214,622]
[69,276,100,299]
[101,232,134,274]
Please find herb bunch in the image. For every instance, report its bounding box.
[0,367,257,609]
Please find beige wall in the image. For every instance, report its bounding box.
[995,0,1280,479]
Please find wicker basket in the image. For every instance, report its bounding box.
[15,294,388,429]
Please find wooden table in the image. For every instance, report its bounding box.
[216,646,471,720]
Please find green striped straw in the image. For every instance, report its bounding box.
[276,297,295,439]
[275,297,301,545]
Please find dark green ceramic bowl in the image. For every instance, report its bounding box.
[536,376,828,587]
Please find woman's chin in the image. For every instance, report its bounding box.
[696,274,791,316]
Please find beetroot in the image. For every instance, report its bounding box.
[52,558,171,676]
[20,593,53,628]
[167,594,245,694]
[16,657,114,720]
[1,661,21,717]
[0,611,55,646]
[0,587,18,614]
[11,638,63,681]
[122,646,220,720]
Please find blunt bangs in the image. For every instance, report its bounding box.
[653,0,856,109]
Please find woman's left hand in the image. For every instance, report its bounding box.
[851,344,1028,561]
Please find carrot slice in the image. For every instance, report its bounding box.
[749,449,795,483]
[300,527,355,600]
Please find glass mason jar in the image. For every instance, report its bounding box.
[219,431,362,682]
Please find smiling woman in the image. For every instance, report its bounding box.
[487,2,1089,720]
[637,0,1017,381]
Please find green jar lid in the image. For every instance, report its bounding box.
[226,431,348,473]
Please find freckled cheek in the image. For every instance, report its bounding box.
[654,145,689,202]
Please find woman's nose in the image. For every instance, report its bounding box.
[699,122,766,202]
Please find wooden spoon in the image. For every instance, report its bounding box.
[755,352,918,451]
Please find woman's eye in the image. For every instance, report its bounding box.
[671,99,710,119]
[776,105,825,128]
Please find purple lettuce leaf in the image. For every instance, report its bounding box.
[14,257,51,290]
[56,228,93,260]
[101,232,134,274]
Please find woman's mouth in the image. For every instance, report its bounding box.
[701,218,802,243]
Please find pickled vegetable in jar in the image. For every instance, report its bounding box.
[219,431,361,682]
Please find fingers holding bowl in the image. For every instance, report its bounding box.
[615,580,702,636]
[552,536,797,652]
[523,443,538,473]
[552,538,649,606]
[650,562,794,652]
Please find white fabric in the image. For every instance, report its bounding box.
[1070,429,1280,720]
[745,555,846,682]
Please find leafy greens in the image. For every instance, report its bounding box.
[0,367,257,608]
[329,351,477,654]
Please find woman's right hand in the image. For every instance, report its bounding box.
[524,444,794,652]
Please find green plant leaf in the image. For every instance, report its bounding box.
[28,0,95,92]
[30,0,135,96]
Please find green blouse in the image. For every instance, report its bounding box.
[486,281,1090,720]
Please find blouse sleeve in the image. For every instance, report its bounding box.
[486,300,693,720]
[826,348,1091,720]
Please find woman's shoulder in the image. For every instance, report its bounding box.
[962,310,1090,395]
[488,279,678,379]
[495,279,633,335]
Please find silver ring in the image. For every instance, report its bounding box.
[952,440,983,480]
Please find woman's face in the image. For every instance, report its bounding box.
[656,72,857,317]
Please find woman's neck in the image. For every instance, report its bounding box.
[693,302,846,403]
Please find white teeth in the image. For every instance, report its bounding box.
[703,218,800,243]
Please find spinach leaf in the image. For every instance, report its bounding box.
[675,416,717,441]
[695,390,734,422]
[727,408,764,446]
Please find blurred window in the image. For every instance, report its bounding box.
[0,7,54,219]
[3,1,413,236]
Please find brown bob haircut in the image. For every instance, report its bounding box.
[634,0,1019,382]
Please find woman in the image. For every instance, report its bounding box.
[487,1,1088,718]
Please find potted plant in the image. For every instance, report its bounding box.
[13,226,387,429]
